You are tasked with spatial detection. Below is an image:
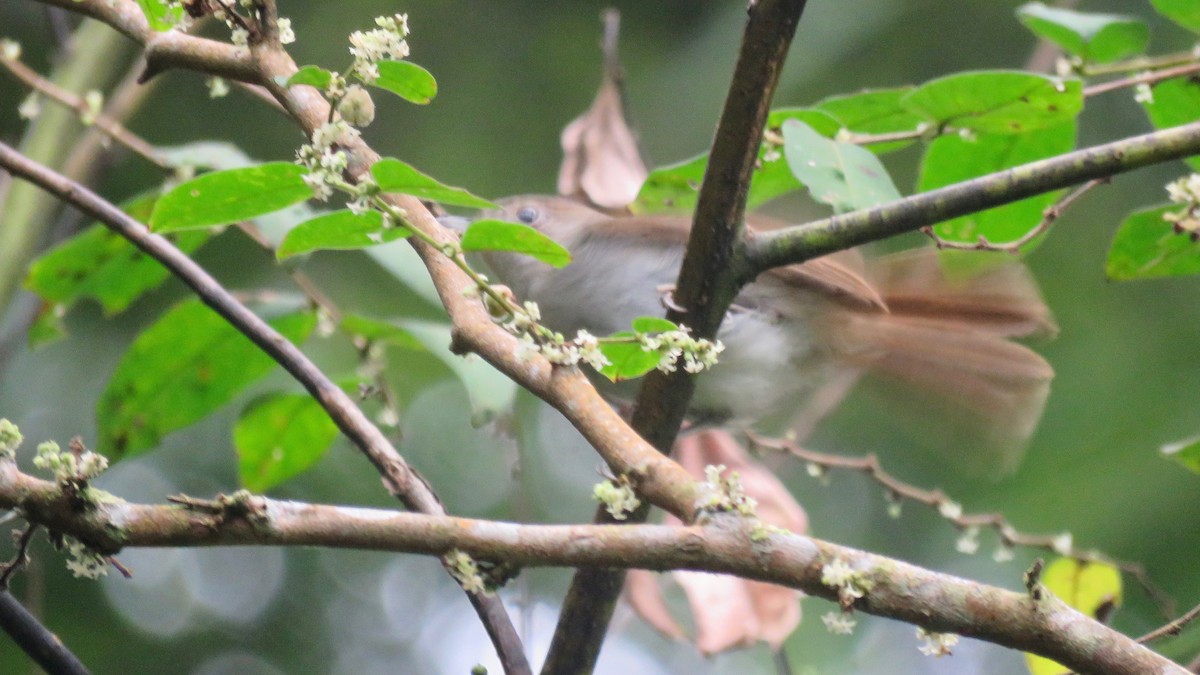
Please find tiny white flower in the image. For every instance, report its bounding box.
[1,38,21,61]
[277,17,295,44]
[206,76,230,99]
[822,611,856,635]
[1051,532,1073,556]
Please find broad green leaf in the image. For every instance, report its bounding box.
[235,393,339,492]
[371,60,438,104]
[340,314,425,351]
[461,219,572,268]
[150,163,314,232]
[1162,435,1200,474]
[815,88,923,154]
[1017,3,1148,64]
[97,300,317,459]
[902,71,1083,134]
[631,316,678,334]
[920,121,1076,255]
[370,158,495,209]
[1150,0,1200,33]
[1142,78,1200,170]
[277,210,411,259]
[782,119,902,214]
[630,154,708,215]
[24,194,210,329]
[287,65,333,89]
[598,333,661,382]
[1106,205,1200,280]
[1026,558,1121,675]
[135,0,183,31]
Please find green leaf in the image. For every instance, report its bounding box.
[919,121,1076,255]
[1017,3,1148,64]
[630,154,708,215]
[150,163,314,232]
[902,71,1083,134]
[235,393,339,492]
[631,316,677,334]
[814,88,923,153]
[1150,0,1200,34]
[288,65,333,89]
[370,158,495,209]
[371,60,438,104]
[27,305,66,350]
[25,194,209,316]
[598,333,661,382]
[461,219,572,268]
[1106,205,1200,280]
[1162,435,1200,474]
[340,314,426,351]
[782,119,902,213]
[135,0,183,31]
[1142,78,1200,170]
[1026,558,1121,675]
[277,210,411,259]
[97,300,317,459]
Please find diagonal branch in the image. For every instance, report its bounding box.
[0,139,532,675]
[544,1,810,672]
[745,119,1200,276]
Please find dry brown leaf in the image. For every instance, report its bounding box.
[556,10,647,210]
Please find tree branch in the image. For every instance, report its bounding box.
[545,2,809,671]
[0,460,1186,675]
[745,119,1200,276]
[0,590,90,675]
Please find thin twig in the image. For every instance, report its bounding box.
[0,50,167,170]
[749,434,1176,619]
[1084,61,1200,98]
[921,177,1107,253]
[0,523,38,588]
[0,589,91,675]
[1139,599,1200,644]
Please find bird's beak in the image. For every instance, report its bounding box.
[436,214,472,233]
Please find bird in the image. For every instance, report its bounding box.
[457,195,1057,470]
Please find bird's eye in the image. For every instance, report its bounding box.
[516,206,539,224]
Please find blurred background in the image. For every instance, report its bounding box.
[1,0,1199,673]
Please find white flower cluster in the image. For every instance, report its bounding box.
[349,14,411,83]
[64,537,108,579]
[505,302,610,371]
[821,611,857,635]
[956,525,980,555]
[1165,174,1200,239]
[640,327,723,374]
[295,120,358,200]
[445,549,488,595]
[821,557,872,608]
[916,627,959,657]
[0,418,22,459]
[697,464,757,517]
[33,441,108,483]
[593,476,641,520]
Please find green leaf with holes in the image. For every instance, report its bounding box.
[150,163,314,232]
[26,194,209,318]
[782,119,901,214]
[370,60,438,104]
[1017,3,1148,64]
[371,158,495,208]
[1106,205,1200,280]
[902,71,1082,134]
[135,0,184,31]
[461,219,572,268]
[277,210,411,259]
[235,393,340,492]
[97,300,317,459]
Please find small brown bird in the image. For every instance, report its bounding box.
[461,195,1056,470]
